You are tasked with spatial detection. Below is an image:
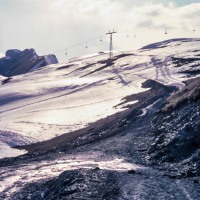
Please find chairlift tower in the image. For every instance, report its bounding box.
[165,28,168,35]
[106,30,117,59]
[64,48,68,55]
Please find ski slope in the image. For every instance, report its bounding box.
[0,38,200,158]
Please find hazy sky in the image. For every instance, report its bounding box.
[0,0,200,61]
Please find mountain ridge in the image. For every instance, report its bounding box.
[0,38,200,199]
[0,48,58,77]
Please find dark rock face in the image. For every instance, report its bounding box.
[148,77,200,176]
[0,49,58,77]
[6,49,22,59]
[11,169,120,200]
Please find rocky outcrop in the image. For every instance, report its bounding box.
[148,77,200,176]
[11,169,119,200]
[0,49,58,77]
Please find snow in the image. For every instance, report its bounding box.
[0,129,34,159]
[0,141,26,159]
[139,99,161,117]
[0,54,146,143]
[0,38,200,158]
[0,152,144,195]
[0,53,5,59]
[0,75,5,81]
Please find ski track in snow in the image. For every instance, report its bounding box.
[152,56,176,84]
[0,39,198,153]
[0,78,108,114]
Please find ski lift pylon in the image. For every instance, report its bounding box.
[64,49,67,55]
[100,36,103,42]
[85,42,88,48]
[165,28,167,35]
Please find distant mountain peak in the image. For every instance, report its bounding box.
[0,48,58,77]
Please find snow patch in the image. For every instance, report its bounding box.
[0,141,26,159]
[0,53,5,59]
[139,99,161,117]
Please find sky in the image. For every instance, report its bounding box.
[0,0,200,61]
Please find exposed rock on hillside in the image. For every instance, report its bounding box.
[149,77,200,176]
[11,169,119,200]
[0,49,58,77]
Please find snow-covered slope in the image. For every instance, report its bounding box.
[0,38,200,158]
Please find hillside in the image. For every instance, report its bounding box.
[0,38,200,199]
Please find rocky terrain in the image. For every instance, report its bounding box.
[149,77,200,177]
[0,38,200,199]
[0,49,58,77]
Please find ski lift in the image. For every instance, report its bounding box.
[85,42,88,48]
[193,26,196,32]
[164,28,167,35]
[64,49,67,55]
[100,36,103,42]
